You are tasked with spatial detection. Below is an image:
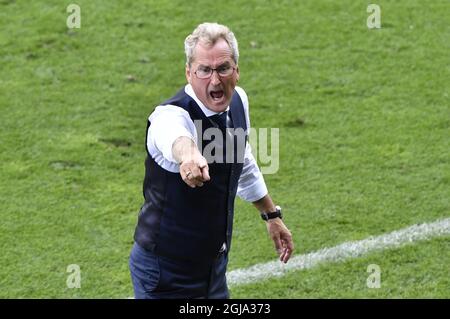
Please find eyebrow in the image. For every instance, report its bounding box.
[198,61,232,68]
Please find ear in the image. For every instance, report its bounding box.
[235,66,240,82]
[185,64,191,84]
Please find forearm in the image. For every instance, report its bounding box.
[252,194,276,213]
[172,136,199,164]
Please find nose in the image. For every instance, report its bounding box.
[210,70,221,85]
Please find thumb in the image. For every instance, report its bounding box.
[201,164,210,181]
[198,157,210,181]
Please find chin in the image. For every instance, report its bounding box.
[217,103,228,111]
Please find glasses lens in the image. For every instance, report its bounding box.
[218,66,233,77]
[196,67,211,79]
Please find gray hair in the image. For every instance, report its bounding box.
[184,22,239,66]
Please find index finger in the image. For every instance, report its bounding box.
[280,237,294,263]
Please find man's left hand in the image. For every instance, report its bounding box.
[266,218,294,263]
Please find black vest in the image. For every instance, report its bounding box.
[133,88,247,262]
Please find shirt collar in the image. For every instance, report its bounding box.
[184,84,229,117]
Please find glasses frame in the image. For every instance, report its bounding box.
[194,65,237,79]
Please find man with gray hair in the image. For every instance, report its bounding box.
[130,22,294,299]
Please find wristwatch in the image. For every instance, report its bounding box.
[261,205,282,221]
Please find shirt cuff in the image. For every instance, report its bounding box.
[148,122,195,164]
[237,175,268,202]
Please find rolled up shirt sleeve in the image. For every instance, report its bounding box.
[237,139,268,202]
[147,105,197,164]
[234,86,268,202]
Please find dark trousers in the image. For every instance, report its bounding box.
[129,242,229,299]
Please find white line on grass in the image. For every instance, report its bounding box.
[227,217,450,286]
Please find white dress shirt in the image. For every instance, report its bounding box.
[146,84,268,202]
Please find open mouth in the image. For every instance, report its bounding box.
[210,90,224,100]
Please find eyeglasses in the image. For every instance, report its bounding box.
[194,64,236,79]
